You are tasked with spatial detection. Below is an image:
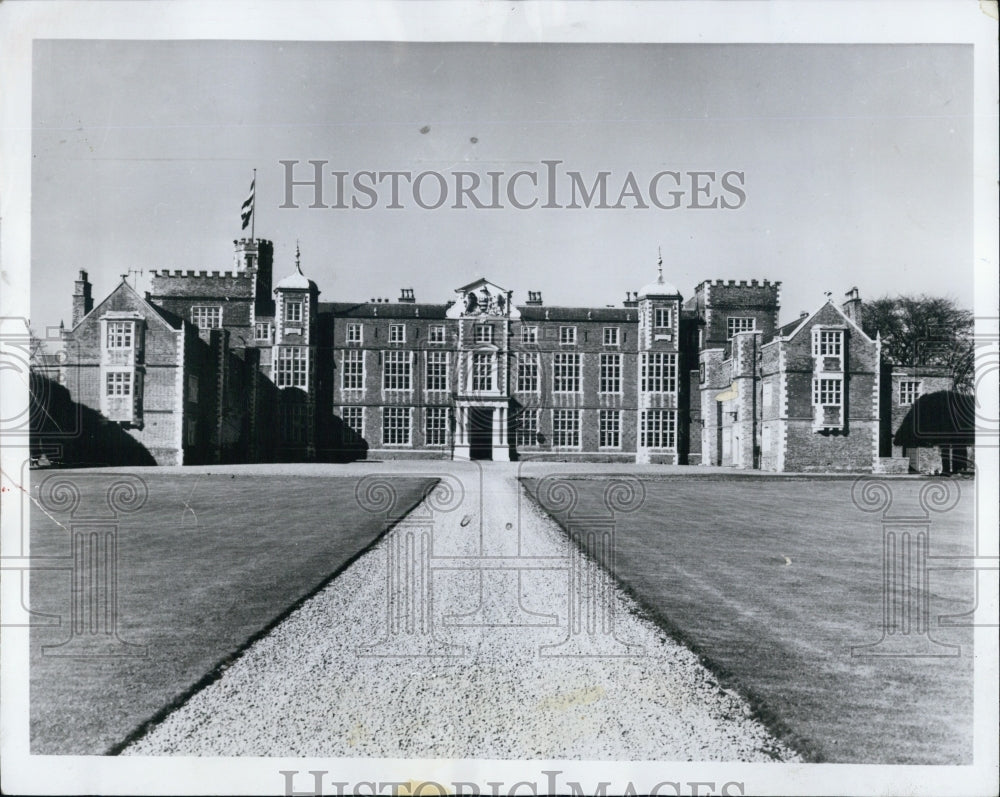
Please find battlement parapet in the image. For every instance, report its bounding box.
[150,269,252,279]
[697,278,781,289]
[233,237,273,247]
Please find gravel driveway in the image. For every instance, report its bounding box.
[123,462,800,761]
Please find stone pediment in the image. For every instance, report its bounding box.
[447,277,520,319]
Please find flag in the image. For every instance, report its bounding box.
[240,176,255,230]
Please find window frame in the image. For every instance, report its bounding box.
[552,409,581,449]
[254,321,272,342]
[342,349,364,391]
[515,408,539,447]
[552,352,582,394]
[603,326,620,346]
[473,324,494,344]
[726,316,756,339]
[275,346,309,388]
[388,323,406,344]
[640,409,677,449]
[813,329,844,357]
[191,305,222,330]
[898,380,921,406]
[641,352,677,393]
[382,406,412,446]
[599,409,621,449]
[471,351,494,392]
[425,350,449,392]
[599,352,622,394]
[428,325,446,344]
[813,377,843,407]
[341,406,364,436]
[105,321,134,349]
[346,323,363,343]
[516,352,540,393]
[382,349,412,392]
[105,370,133,397]
[559,326,577,345]
[284,301,303,325]
[424,407,449,446]
[521,325,538,344]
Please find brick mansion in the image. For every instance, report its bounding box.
[46,236,960,472]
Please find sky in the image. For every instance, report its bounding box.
[31,41,973,335]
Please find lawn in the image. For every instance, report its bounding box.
[29,472,437,754]
[521,474,977,764]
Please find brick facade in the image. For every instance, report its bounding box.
[59,281,187,464]
[47,239,964,472]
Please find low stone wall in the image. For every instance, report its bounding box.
[875,457,910,474]
[367,448,450,461]
[517,451,638,464]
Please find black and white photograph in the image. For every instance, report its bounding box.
[1,2,997,795]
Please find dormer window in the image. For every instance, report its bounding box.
[285,301,303,324]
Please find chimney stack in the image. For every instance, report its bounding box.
[72,269,93,327]
[398,288,415,303]
[623,291,639,308]
[842,286,861,323]
[526,291,543,306]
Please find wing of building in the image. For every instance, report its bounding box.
[40,239,970,473]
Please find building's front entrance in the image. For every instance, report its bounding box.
[469,407,494,460]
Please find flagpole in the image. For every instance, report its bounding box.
[250,168,256,243]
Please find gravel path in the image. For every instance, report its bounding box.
[123,462,800,761]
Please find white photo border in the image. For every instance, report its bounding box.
[1,2,997,795]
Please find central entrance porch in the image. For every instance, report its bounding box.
[453,400,511,461]
[469,407,494,460]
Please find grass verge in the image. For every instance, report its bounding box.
[521,474,976,764]
[30,472,436,754]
